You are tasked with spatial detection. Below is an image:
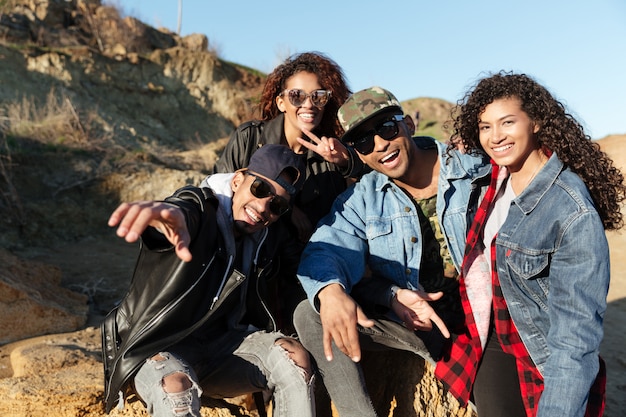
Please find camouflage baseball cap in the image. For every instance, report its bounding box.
[338,86,402,142]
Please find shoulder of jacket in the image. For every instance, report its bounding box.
[236,120,265,133]
[169,185,219,212]
[413,135,438,149]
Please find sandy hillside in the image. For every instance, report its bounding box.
[597,135,626,415]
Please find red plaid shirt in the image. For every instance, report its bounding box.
[435,161,606,417]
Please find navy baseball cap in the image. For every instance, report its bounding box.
[247,144,305,196]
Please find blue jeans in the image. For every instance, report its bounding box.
[293,300,436,417]
[134,329,315,417]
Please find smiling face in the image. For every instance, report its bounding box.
[230,171,291,235]
[478,97,540,173]
[352,113,414,181]
[276,71,325,141]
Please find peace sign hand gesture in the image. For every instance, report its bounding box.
[297,128,351,169]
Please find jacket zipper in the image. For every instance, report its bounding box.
[252,230,277,331]
[210,254,234,310]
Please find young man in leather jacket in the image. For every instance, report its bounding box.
[102,144,315,417]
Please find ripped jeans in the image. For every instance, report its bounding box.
[133,329,315,417]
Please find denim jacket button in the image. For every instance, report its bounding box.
[404,206,411,212]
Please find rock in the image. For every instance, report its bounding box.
[361,351,476,417]
[0,327,104,417]
[0,12,32,42]
[182,33,208,52]
[0,250,88,345]
[0,327,265,417]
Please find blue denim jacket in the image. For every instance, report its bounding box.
[298,137,490,305]
[495,154,608,417]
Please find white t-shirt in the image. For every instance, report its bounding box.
[483,178,515,268]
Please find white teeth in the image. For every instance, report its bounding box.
[245,207,262,223]
[299,113,315,121]
[493,144,513,152]
[381,150,399,163]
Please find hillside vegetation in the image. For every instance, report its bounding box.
[0,0,264,248]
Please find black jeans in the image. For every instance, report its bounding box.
[472,328,526,417]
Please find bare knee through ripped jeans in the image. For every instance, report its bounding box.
[133,331,315,417]
[134,352,202,417]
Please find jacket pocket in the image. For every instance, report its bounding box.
[366,218,392,240]
[503,248,550,280]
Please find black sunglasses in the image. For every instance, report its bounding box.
[249,175,290,216]
[281,89,331,108]
[344,115,404,155]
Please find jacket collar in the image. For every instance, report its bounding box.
[434,140,491,182]
[260,114,285,145]
[511,153,563,215]
[261,113,324,163]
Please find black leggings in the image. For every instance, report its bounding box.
[472,329,526,417]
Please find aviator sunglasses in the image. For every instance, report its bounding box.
[344,114,405,155]
[248,175,290,216]
[281,89,332,108]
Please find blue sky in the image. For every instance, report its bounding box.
[117,0,626,139]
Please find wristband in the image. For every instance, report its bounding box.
[387,285,401,307]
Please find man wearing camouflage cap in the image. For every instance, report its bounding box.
[293,87,491,416]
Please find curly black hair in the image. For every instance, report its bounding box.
[259,51,351,138]
[450,71,625,230]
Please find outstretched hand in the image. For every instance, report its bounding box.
[391,288,450,338]
[297,128,351,168]
[317,284,374,363]
[108,201,192,262]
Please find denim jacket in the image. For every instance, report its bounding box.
[495,153,609,417]
[298,137,490,306]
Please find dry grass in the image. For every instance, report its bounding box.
[0,0,20,14]
[3,90,89,145]
[0,90,81,227]
[0,89,114,229]
[0,131,24,226]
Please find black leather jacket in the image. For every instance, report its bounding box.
[101,185,299,412]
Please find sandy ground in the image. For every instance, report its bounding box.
[600,228,626,414]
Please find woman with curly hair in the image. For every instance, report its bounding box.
[436,71,625,417]
[212,51,356,244]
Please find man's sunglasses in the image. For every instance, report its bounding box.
[344,114,404,155]
[249,175,290,216]
[281,89,331,108]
